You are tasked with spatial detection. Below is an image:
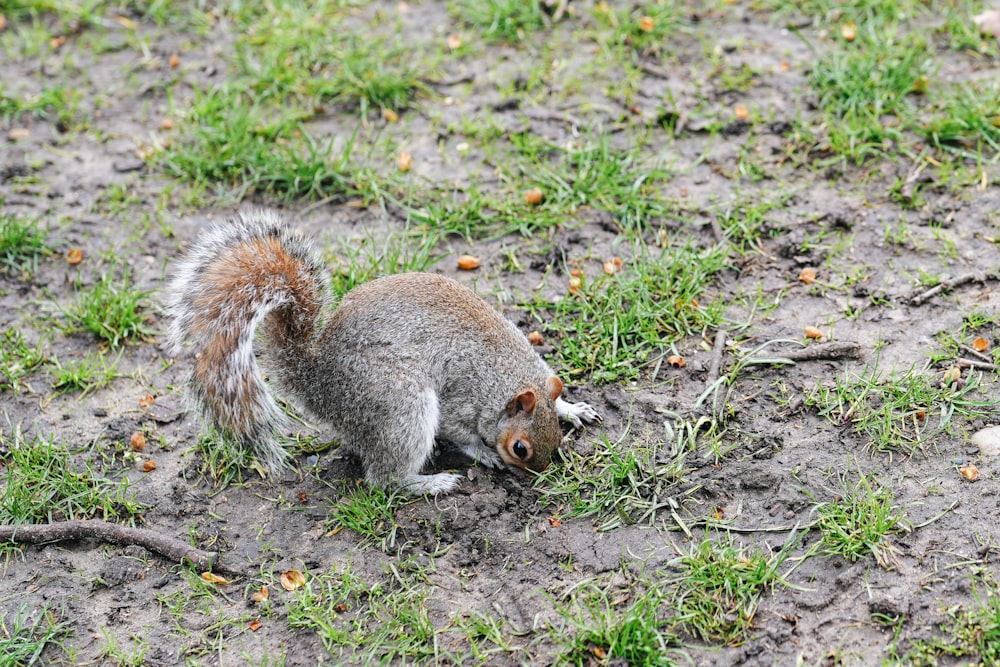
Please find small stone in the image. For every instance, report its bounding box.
[971,426,1000,456]
[113,158,144,173]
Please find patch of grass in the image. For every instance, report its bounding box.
[0,84,81,130]
[808,27,931,162]
[448,611,521,663]
[0,606,69,667]
[715,197,785,254]
[327,229,443,297]
[810,469,909,568]
[510,133,677,233]
[325,484,403,551]
[0,329,46,392]
[48,350,120,396]
[919,81,1000,154]
[188,430,261,487]
[807,361,995,453]
[599,1,686,52]
[287,560,438,663]
[552,578,682,666]
[668,533,793,644]
[536,434,687,531]
[0,429,143,525]
[536,240,728,383]
[452,0,546,43]
[904,579,1000,665]
[231,4,424,112]
[930,309,999,369]
[66,266,153,347]
[0,209,51,276]
[158,86,379,202]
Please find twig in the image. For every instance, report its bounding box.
[549,0,569,22]
[423,73,476,87]
[0,520,243,575]
[521,108,583,128]
[912,500,960,530]
[637,62,671,79]
[685,519,819,533]
[706,329,728,389]
[960,344,994,363]
[749,341,863,363]
[910,271,993,305]
[956,358,998,371]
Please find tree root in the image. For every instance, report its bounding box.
[0,520,244,575]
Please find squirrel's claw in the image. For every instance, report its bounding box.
[556,398,601,429]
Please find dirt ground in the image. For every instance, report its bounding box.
[2,1,1000,666]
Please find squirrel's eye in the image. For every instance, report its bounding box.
[512,440,529,460]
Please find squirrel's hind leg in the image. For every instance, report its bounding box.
[362,388,462,496]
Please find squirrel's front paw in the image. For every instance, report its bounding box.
[556,398,602,428]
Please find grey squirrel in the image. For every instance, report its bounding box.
[166,210,600,495]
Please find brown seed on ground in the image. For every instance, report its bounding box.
[457,255,480,270]
[524,188,543,206]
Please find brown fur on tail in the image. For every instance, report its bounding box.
[166,210,330,471]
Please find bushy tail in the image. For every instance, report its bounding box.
[166,210,330,472]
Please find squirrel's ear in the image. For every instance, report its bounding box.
[546,376,563,401]
[508,389,537,416]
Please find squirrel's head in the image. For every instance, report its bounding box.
[496,376,564,473]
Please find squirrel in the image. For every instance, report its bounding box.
[166,210,600,496]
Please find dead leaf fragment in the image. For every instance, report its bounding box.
[638,16,655,32]
[734,104,749,120]
[396,150,413,172]
[280,570,306,591]
[973,337,990,352]
[667,355,686,368]
[139,393,155,408]
[113,15,138,30]
[911,75,928,95]
[804,326,823,340]
[248,620,262,632]
[252,585,270,603]
[50,35,67,49]
[959,464,980,482]
[974,9,1000,37]
[524,188,543,206]
[130,432,146,452]
[798,267,817,284]
[66,247,84,265]
[202,572,229,585]
[527,330,545,346]
[603,257,623,275]
[456,255,480,270]
[142,460,156,472]
[840,22,857,41]
[382,107,399,123]
[548,516,562,527]
[8,128,30,141]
